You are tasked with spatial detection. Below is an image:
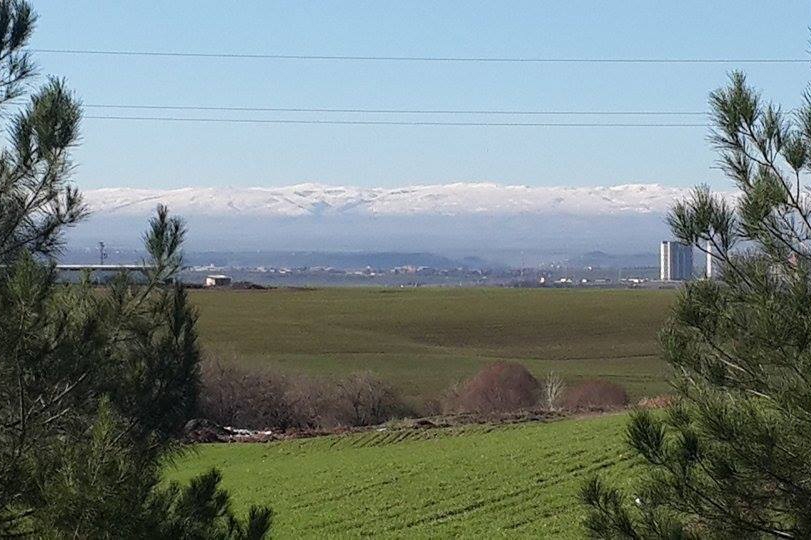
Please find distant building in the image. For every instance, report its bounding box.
[705,240,714,279]
[205,274,232,287]
[660,241,693,281]
[621,277,647,284]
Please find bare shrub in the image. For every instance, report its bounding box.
[449,362,541,414]
[543,371,566,412]
[562,379,629,411]
[637,394,675,409]
[439,380,464,414]
[199,358,294,429]
[199,359,413,430]
[285,374,334,428]
[331,371,413,427]
[417,397,442,417]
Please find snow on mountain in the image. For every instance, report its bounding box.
[82,182,707,217]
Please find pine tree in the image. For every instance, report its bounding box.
[582,71,811,538]
[0,1,271,537]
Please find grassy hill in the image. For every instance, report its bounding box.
[191,287,675,400]
[168,413,636,538]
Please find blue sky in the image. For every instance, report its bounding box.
[30,1,811,190]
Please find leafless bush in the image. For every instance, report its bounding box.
[439,380,464,414]
[199,359,413,429]
[331,371,413,427]
[636,394,675,409]
[199,358,294,429]
[284,374,334,428]
[562,379,629,411]
[418,397,443,417]
[543,371,566,412]
[446,362,541,414]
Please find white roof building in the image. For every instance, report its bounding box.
[204,275,232,287]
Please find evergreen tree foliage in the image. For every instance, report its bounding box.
[0,1,271,537]
[582,72,811,538]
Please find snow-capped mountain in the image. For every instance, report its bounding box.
[82,182,702,217]
[71,182,725,258]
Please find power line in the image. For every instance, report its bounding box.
[84,114,707,127]
[82,103,708,115]
[31,48,808,64]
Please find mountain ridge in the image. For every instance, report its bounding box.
[82,182,713,217]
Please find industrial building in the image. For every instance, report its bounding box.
[660,241,693,281]
[204,274,232,287]
[704,240,718,279]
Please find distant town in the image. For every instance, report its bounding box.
[58,240,711,289]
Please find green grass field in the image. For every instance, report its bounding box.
[192,287,675,400]
[168,413,637,538]
[180,289,666,536]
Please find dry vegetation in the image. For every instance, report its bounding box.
[199,358,414,430]
[442,361,541,414]
[200,358,631,431]
[562,379,629,410]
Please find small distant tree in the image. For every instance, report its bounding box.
[543,371,565,412]
[0,1,270,537]
[582,72,811,538]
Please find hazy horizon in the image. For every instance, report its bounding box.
[67,181,679,265]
